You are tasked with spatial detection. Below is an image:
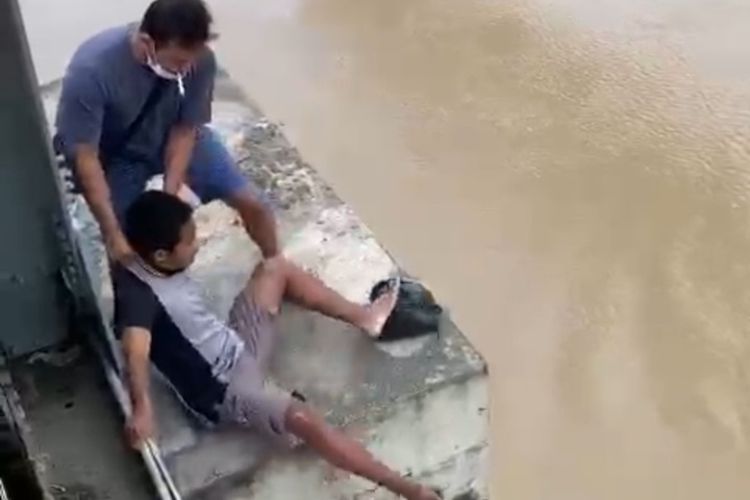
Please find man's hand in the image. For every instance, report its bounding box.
[105,230,135,265]
[164,125,197,196]
[228,190,280,259]
[126,401,155,449]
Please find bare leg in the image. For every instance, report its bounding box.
[244,256,396,336]
[285,402,440,500]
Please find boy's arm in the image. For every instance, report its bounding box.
[122,326,155,448]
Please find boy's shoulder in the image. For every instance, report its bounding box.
[113,262,195,306]
[112,262,165,336]
[112,262,145,287]
[111,262,159,303]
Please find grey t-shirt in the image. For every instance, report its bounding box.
[113,262,244,421]
[55,24,216,164]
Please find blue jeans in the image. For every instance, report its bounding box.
[106,126,249,222]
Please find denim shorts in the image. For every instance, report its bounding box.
[103,126,249,222]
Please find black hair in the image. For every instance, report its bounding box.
[125,191,193,259]
[140,0,213,48]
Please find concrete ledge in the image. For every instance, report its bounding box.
[162,308,487,498]
[42,73,490,499]
[11,347,153,500]
[234,373,489,500]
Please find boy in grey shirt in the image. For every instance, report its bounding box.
[117,191,439,500]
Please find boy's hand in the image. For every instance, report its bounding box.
[126,402,155,449]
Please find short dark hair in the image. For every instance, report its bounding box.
[140,0,213,48]
[125,191,193,259]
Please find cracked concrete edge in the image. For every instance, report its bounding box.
[351,445,490,500]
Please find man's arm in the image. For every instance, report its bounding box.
[230,193,280,258]
[164,49,215,196]
[163,124,197,195]
[122,327,154,448]
[58,68,133,262]
[73,145,133,262]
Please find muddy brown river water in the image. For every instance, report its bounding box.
[21,0,750,498]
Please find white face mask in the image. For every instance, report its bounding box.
[146,54,185,96]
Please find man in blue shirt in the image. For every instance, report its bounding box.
[55,0,278,264]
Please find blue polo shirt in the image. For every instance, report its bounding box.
[55,24,216,165]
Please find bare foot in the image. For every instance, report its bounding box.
[361,280,399,337]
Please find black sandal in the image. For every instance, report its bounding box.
[369,276,442,342]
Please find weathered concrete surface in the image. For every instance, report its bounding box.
[164,309,487,499]
[41,75,489,499]
[11,346,153,500]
